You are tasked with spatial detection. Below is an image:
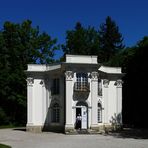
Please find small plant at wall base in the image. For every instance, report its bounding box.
[110,113,122,131]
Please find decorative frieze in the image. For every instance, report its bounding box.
[103,79,109,88]
[26,77,34,86]
[115,79,123,88]
[91,72,99,81]
[65,71,74,80]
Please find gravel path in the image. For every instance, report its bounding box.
[0,128,148,148]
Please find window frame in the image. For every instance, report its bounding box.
[98,103,102,123]
[76,72,88,90]
[52,78,60,95]
[52,103,60,123]
[98,79,102,96]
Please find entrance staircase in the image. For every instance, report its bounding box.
[66,129,104,135]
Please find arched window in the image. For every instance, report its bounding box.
[98,103,102,123]
[52,103,60,123]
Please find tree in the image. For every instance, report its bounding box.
[62,22,100,57]
[0,20,58,125]
[122,36,148,127]
[99,16,124,62]
[108,36,148,128]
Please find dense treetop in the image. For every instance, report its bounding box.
[0,20,58,125]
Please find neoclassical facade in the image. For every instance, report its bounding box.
[26,55,123,133]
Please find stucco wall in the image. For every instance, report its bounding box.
[108,81,117,123]
[26,55,123,132]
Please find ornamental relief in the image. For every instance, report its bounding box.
[103,79,109,88]
[115,79,123,87]
[26,77,34,86]
[91,72,99,80]
[65,71,74,80]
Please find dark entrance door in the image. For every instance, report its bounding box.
[76,108,81,129]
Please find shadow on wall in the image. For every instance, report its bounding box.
[42,100,64,133]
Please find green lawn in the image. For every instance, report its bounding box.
[0,144,11,148]
[0,125,15,129]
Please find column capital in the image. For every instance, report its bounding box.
[91,71,99,81]
[115,79,123,88]
[26,77,34,86]
[103,79,109,88]
[65,71,74,80]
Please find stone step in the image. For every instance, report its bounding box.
[65,129,104,135]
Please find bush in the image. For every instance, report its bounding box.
[0,107,9,125]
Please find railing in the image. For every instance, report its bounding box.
[74,82,90,92]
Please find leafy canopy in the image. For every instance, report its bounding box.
[0,20,58,125]
[62,22,100,56]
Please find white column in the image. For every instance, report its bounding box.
[26,77,34,126]
[103,79,109,124]
[115,79,123,124]
[65,71,74,129]
[40,79,46,125]
[91,72,98,128]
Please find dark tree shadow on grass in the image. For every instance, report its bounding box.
[106,128,148,139]
[13,127,26,132]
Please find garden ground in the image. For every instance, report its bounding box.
[0,128,148,148]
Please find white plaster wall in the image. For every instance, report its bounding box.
[27,55,123,131]
[33,79,43,125]
[99,66,121,73]
[65,77,73,127]
[108,81,117,124]
[28,64,46,71]
[66,55,97,64]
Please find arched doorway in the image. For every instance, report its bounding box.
[75,101,88,129]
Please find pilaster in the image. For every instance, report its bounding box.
[26,77,34,126]
[40,79,46,125]
[115,79,123,124]
[103,79,109,124]
[65,71,74,131]
[90,72,98,128]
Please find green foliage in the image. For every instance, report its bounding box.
[62,22,100,57]
[114,36,148,127]
[0,144,11,148]
[0,108,9,125]
[0,20,57,125]
[62,17,124,63]
[99,16,124,62]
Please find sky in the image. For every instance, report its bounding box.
[0,0,148,59]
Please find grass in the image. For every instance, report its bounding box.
[0,124,25,129]
[0,125,16,129]
[0,144,11,148]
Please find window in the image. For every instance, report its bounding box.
[52,103,60,123]
[76,73,88,90]
[98,103,102,123]
[52,78,60,94]
[98,79,102,96]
